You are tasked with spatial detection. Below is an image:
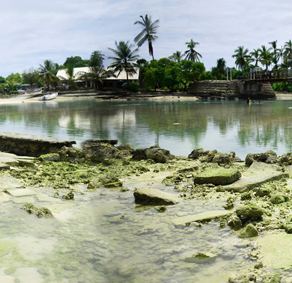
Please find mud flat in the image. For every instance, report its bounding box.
[1,142,292,282]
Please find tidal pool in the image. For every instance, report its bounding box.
[1,98,292,159]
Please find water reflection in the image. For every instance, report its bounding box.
[0,99,292,158]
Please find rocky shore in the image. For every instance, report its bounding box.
[2,138,292,282]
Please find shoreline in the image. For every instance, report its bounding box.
[0,90,290,104]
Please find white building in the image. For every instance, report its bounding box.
[56,67,140,90]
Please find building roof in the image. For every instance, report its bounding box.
[57,67,139,81]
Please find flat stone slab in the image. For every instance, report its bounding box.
[194,168,241,185]
[134,188,179,205]
[223,162,288,192]
[8,189,36,197]
[172,210,233,226]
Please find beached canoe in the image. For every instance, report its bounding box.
[39,92,58,101]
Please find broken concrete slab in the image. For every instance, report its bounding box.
[194,167,241,185]
[134,187,179,205]
[223,162,288,193]
[172,210,233,226]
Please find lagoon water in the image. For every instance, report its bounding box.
[1,98,292,159]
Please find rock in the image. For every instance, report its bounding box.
[194,168,241,185]
[227,214,242,230]
[238,223,258,238]
[104,181,123,188]
[278,152,292,165]
[183,252,216,263]
[245,150,278,166]
[188,148,209,159]
[211,152,234,164]
[132,148,147,161]
[21,203,54,218]
[224,162,288,193]
[236,204,265,220]
[133,188,179,205]
[132,146,174,163]
[39,153,60,162]
[255,187,271,197]
[228,273,257,283]
[145,146,174,163]
[172,210,232,226]
[62,191,74,200]
[270,193,289,204]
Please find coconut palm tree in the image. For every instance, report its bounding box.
[108,41,140,84]
[58,65,77,89]
[134,14,159,60]
[269,40,281,69]
[250,49,261,67]
[38,60,58,90]
[259,45,273,71]
[184,40,202,62]
[284,40,292,66]
[78,51,115,89]
[169,51,184,62]
[232,46,250,70]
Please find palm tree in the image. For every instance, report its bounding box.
[134,14,159,60]
[169,51,184,62]
[58,65,77,89]
[250,49,261,67]
[269,40,281,69]
[284,40,292,67]
[38,60,58,90]
[108,41,140,84]
[211,58,226,79]
[259,45,273,71]
[78,51,115,89]
[184,40,202,62]
[232,46,250,70]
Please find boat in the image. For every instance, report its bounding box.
[39,92,58,101]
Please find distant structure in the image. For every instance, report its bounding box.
[56,67,140,90]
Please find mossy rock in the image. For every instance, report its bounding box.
[236,204,264,220]
[227,214,242,230]
[270,193,289,204]
[238,223,258,238]
[39,153,60,162]
[194,168,241,185]
[21,203,54,218]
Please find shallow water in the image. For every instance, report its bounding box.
[1,98,292,159]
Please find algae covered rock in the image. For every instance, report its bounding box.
[183,252,216,263]
[270,193,289,204]
[236,204,264,220]
[21,203,54,218]
[188,148,209,159]
[245,150,277,167]
[132,146,174,163]
[62,191,74,200]
[227,214,242,230]
[238,223,258,238]
[134,187,179,205]
[194,168,241,185]
[39,153,60,162]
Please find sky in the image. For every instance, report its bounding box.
[1,0,292,77]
